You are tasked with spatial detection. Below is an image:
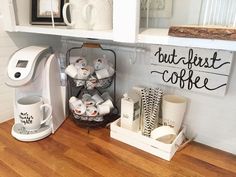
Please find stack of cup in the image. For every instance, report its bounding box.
[162,95,187,134]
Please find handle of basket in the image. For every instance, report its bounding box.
[82,43,101,48]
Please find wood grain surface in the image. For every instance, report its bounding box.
[168,26,236,41]
[0,118,235,177]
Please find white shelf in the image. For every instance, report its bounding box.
[9,25,236,51]
[138,28,236,51]
[14,25,113,41]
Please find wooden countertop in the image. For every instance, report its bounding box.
[0,118,236,177]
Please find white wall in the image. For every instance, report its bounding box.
[0,15,61,122]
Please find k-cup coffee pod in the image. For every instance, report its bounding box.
[107,66,115,76]
[87,65,95,75]
[86,76,97,90]
[69,98,86,115]
[84,99,96,106]
[91,94,104,105]
[75,80,85,87]
[101,99,114,109]
[77,67,90,79]
[82,94,92,102]
[65,64,77,78]
[97,104,110,115]
[75,57,87,68]
[74,104,86,115]
[93,57,108,71]
[101,92,113,102]
[69,96,78,110]
[86,106,98,116]
[96,68,110,79]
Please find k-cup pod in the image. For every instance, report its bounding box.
[107,66,115,76]
[77,67,90,79]
[87,65,95,75]
[65,64,77,78]
[86,76,97,90]
[74,103,86,115]
[69,98,86,115]
[75,80,85,87]
[101,99,114,109]
[96,68,110,79]
[84,99,96,106]
[82,94,92,102]
[93,57,108,71]
[150,126,177,144]
[97,104,110,115]
[75,57,87,68]
[101,92,113,102]
[86,106,98,116]
[69,96,78,110]
[91,94,104,105]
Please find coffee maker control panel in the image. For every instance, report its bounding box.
[8,58,32,80]
[6,46,52,87]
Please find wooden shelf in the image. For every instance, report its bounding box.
[15,25,113,41]
[138,28,236,51]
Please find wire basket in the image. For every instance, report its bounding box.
[71,74,115,90]
[70,107,119,129]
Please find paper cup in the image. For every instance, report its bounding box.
[162,95,187,133]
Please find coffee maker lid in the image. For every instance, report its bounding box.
[5,46,52,87]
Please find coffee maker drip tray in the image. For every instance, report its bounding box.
[11,123,52,142]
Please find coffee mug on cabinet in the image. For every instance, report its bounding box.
[86,0,113,30]
[17,96,52,131]
[62,0,90,29]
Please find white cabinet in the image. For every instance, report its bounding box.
[2,0,236,51]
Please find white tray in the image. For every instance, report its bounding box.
[110,118,185,161]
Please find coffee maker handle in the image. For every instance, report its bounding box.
[40,104,52,125]
[62,3,75,26]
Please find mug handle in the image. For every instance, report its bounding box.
[40,104,52,125]
[82,4,94,29]
[62,3,75,26]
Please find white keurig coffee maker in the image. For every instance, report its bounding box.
[5,46,66,141]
